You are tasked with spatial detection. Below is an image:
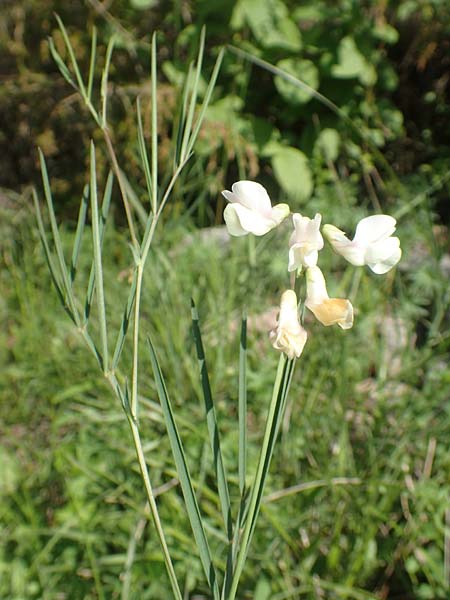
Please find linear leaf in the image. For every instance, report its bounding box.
[136,96,153,207]
[179,27,205,163]
[238,313,247,496]
[70,184,89,284]
[55,14,87,97]
[38,149,79,321]
[111,268,138,371]
[89,141,108,372]
[227,355,295,600]
[147,338,220,600]
[191,300,232,540]
[87,26,97,101]
[101,35,115,126]
[33,189,67,315]
[150,32,158,214]
[48,38,77,89]
[186,46,224,158]
[174,62,194,169]
[84,171,113,323]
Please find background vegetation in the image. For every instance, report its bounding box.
[1,0,450,598]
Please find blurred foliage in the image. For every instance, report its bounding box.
[1,0,450,224]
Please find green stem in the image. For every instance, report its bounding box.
[131,264,144,419]
[227,355,287,600]
[127,416,183,600]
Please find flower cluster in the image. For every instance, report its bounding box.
[222,180,401,359]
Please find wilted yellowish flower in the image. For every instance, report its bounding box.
[222,180,290,236]
[270,290,307,359]
[323,215,401,274]
[305,266,353,329]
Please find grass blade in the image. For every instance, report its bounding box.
[174,62,194,169]
[89,141,108,372]
[84,171,113,323]
[38,148,79,321]
[179,27,205,163]
[48,37,76,90]
[238,313,247,496]
[186,46,224,158]
[87,26,97,101]
[136,96,153,208]
[55,14,87,97]
[101,35,115,127]
[70,184,89,284]
[227,355,295,600]
[150,32,158,214]
[33,190,66,313]
[112,268,138,371]
[147,337,220,600]
[191,300,232,540]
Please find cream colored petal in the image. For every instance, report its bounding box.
[270,290,308,359]
[305,265,328,304]
[231,180,272,214]
[366,237,402,274]
[224,202,274,236]
[353,215,396,244]
[271,203,290,225]
[306,298,354,329]
[223,203,249,236]
[322,224,365,266]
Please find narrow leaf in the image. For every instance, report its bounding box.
[238,313,247,496]
[136,96,153,207]
[84,171,113,323]
[101,35,116,126]
[33,189,67,316]
[90,141,108,372]
[87,26,97,101]
[147,338,220,600]
[186,47,224,158]
[70,184,89,283]
[227,355,295,600]
[55,15,87,97]
[112,268,138,371]
[48,38,77,89]
[150,32,158,214]
[174,62,194,169]
[191,300,232,540]
[179,27,205,163]
[38,149,79,321]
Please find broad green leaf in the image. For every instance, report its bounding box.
[272,146,313,202]
[130,0,158,8]
[237,0,302,51]
[331,36,377,86]
[315,128,341,162]
[275,58,319,105]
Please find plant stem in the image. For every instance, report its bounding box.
[227,355,287,600]
[127,416,183,600]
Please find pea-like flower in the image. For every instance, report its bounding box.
[222,180,290,236]
[323,215,401,274]
[288,213,324,272]
[270,290,307,359]
[305,266,353,329]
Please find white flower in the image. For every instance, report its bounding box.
[270,290,307,359]
[288,213,324,272]
[323,215,401,274]
[222,181,290,236]
[305,266,353,329]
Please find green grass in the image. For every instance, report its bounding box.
[1,178,449,599]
